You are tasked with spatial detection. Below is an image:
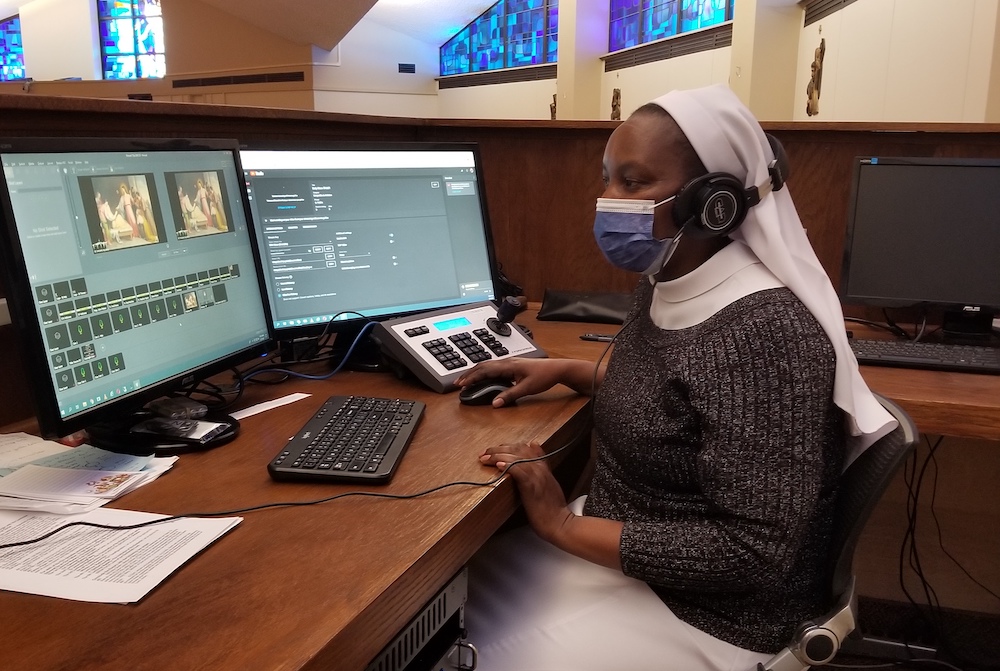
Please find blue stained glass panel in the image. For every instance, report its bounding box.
[680,0,726,32]
[644,0,678,41]
[97,0,135,19]
[137,53,165,78]
[440,27,470,76]
[0,16,26,82]
[134,16,162,54]
[546,1,558,62]
[471,3,503,72]
[506,5,546,67]
[609,0,641,51]
[611,0,731,51]
[104,54,137,80]
[439,0,558,76]
[100,19,136,56]
[98,0,164,80]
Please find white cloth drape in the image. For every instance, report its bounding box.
[653,84,896,466]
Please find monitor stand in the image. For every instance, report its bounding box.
[941,309,998,345]
[85,411,241,457]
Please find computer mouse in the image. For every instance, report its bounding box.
[458,378,515,406]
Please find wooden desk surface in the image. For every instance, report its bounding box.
[2,310,999,671]
[845,324,1000,441]
[0,313,605,671]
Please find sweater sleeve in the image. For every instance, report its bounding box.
[617,307,839,593]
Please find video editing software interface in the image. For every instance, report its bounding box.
[0,143,270,427]
[842,157,1000,317]
[240,146,497,332]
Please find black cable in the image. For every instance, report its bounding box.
[901,436,945,638]
[927,447,1000,605]
[287,310,372,365]
[827,660,965,671]
[4,315,619,579]
[242,321,378,384]
[4,319,610,553]
[0,441,583,553]
[898,435,982,668]
[881,308,913,339]
[846,317,907,337]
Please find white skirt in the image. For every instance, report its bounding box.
[463,498,772,671]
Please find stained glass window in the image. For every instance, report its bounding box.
[0,16,26,82]
[440,0,558,76]
[610,0,733,52]
[98,0,165,80]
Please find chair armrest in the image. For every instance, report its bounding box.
[757,577,857,671]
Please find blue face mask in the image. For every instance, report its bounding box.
[593,196,684,274]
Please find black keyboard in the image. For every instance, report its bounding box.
[850,338,1000,374]
[268,395,425,483]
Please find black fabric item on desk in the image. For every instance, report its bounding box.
[536,289,631,325]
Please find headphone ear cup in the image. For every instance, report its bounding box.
[673,173,749,238]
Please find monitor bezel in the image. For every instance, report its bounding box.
[239,140,503,348]
[0,136,274,440]
[839,155,1000,317]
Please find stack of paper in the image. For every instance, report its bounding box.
[0,433,177,514]
[0,507,241,603]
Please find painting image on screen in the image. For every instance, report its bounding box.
[78,174,164,253]
[165,170,232,239]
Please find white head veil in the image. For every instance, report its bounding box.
[653,84,896,466]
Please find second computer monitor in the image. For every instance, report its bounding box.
[241,143,499,343]
[841,155,1000,338]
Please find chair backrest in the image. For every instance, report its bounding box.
[826,393,919,600]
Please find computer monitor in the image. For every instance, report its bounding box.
[0,137,272,445]
[840,156,1000,341]
[240,142,499,360]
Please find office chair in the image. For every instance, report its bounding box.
[757,393,919,671]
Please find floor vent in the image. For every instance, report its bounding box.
[364,568,468,671]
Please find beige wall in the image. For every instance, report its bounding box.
[793,0,1000,122]
[19,0,99,80]
[437,79,558,120]
[311,20,439,118]
[9,0,1000,123]
[164,0,311,76]
[599,47,732,121]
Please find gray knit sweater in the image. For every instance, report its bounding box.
[584,279,844,653]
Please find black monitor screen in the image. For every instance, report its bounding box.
[0,138,271,439]
[841,156,1000,318]
[240,144,498,340]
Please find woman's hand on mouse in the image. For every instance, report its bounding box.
[456,358,604,407]
[479,440,571,543]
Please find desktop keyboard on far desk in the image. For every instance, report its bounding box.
[850,338,1000,375]
[268,395,425,483]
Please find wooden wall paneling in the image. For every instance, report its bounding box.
[765,124,1000,325]
[7,96,1000,426]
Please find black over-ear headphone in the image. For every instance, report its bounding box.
[672,133,790,239]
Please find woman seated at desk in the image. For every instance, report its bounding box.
[456,85,896,671]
